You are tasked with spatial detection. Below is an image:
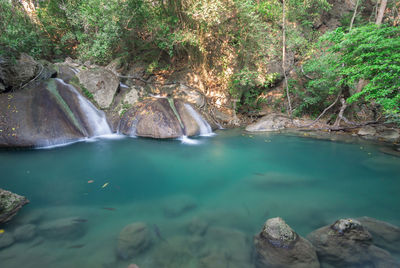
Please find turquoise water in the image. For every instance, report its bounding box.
[0,130,399,267]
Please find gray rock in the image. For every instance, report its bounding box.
[246,113,293,132]
[77,68,119,109]
[357,217,400,254]
[117,222,152,260]
[0,189,29,223]
[13,224,36,242]
[254,217,319,268]
[163,195,197,218]
[0,231,15,249]
[38,217,87,240]
[0,78,111,148]
[358,126,377,136]
[307,218,399,268]
[119,98,211,138]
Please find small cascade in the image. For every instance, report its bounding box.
[56,79,112,137]
[184,103,213,136]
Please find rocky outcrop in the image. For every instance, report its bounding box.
[119,98,212,138]
[0,53,56,93]
[307,218,399,267]
[358,125,400,143]
[116,222,152,260]
[77,68,119,109]
[357,217,400,254]
[0,78,111,147]
[254,217,320,268]
[38,217,87,240]
[0,189,29,224]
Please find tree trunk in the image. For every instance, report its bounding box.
[349,0,361,31]
[376,0,388,25]
[282,0,292,117]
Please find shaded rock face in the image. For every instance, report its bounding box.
[77,68,119,109]
[0,53,38,92]
[357,217,400,254]
[38,217,87,240]
[0,189,29,224]
[307,218,399,268]
[116,222,152,260]
[254,217,320,268]
[0,78,111,147]
[119,98,212,138]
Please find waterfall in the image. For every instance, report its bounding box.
[56,79,112,137]
[184,103,213,136]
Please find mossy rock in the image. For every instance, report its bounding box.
[0,189,29,224]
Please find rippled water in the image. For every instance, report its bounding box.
[0,130,399,267]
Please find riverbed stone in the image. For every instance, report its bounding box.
[186,217,209,236]
[357,216,400,254]
[163,194,197,218]
[254,217,319,268]
[246,113,292,132]
[0,189,29,224]
[77,68,119,109]
[116,222,152,260]
[13,224,36,242]
[307,218,399,267]
[0,231,15,249]
[38,217,87,240]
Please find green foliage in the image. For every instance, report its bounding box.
[323,24,400,123]
[230,68,280,112]
[293,52,340,116]
[0,2,53,59]
[82,88,94,100]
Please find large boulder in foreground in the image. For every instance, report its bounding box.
[76,68,119,109]
[307,218,399,267]
[116,222,152,260]
[119,98,212,139]
[0,78,111,148]
[0,189,29,224]
[254,217,319,268]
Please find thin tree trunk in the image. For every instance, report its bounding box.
[349,0,361,31]
[282,0,292,117]
[376,0,388,25]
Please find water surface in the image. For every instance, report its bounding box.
[1,130,399,267]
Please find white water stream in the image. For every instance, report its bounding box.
[184,103,213,136]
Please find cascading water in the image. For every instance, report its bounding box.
[184,103,213,136]
[56,78,112,137]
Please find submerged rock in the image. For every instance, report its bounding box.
[117,222,152,260]
[186,217,209,236]
[357,216,400,254]
[0,231,15,249]
[38,217,87,240]
[254,217,319,268]
[0,78,111,148]
[163,194,197,218]
[0,189,29,224]
[307,218,399,267]
[76,68,119,109]
[119,98,212,138]
[13,224,36,242]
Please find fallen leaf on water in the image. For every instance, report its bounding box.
[87,180,94,183]
[0,229,4,234]
[102,182,109,188]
